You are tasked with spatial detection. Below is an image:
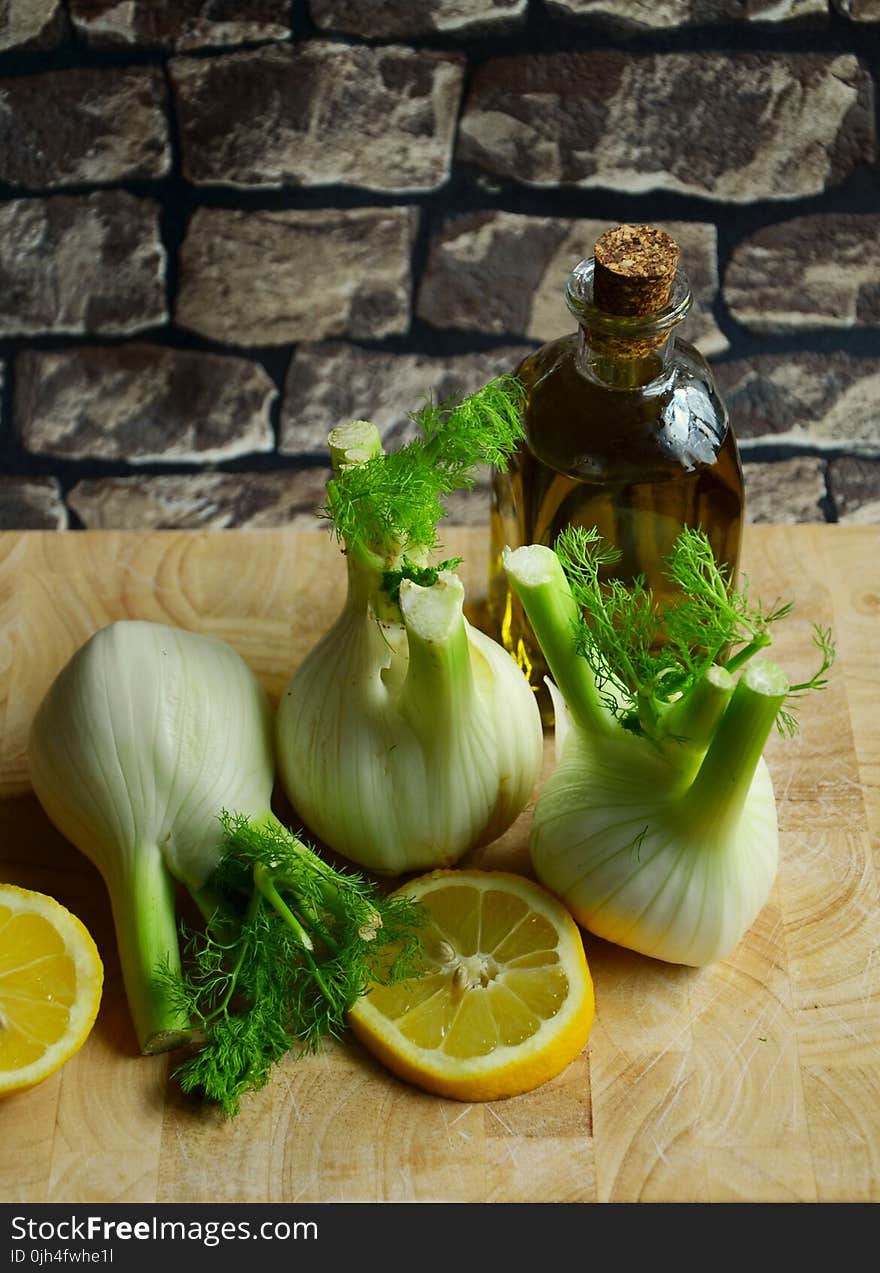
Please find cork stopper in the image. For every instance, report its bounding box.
[592,224,680,317]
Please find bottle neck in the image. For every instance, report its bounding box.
[566,256,692,392]
[576,324,676,390]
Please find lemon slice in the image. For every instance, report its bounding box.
[0,884,104,1096]
[348,869,594,1102]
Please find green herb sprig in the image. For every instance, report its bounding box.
[161,813,425,1117]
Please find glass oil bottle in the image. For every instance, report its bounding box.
[488,224,744,722]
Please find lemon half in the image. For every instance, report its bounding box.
[0,884,104,1096]
[349,870,594,1102]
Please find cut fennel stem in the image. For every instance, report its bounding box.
[503,542,788,967]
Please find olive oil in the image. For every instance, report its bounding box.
[488,226,744,719]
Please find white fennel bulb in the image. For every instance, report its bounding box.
[532,669,780,966]
[277,566,543,875]
[28,619,275,1051]
[275,377,543,875]
[503,529,833,968]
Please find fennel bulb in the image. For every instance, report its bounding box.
[276,378,544,875]
[503,528,833,968]
[28,619,275,1053]
[27,619,424,1113]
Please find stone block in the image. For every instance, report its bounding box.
[418,212,568,338]
[546,1,826,24]
[417,211,726,354]
[68,0,290,50]
[0,67,170,189]
[714,352,880,452]
[832,1,880,19]
[176,206,418,345]
[309,0,528,37]
[828,457,880,521]
[0,193,166,337]
[170,43,465,193]
[280,342,534,456]
[67,469,333,530]
[15,345,276,463]
[0,477,66,529]
[457,52,873,203]
[725,215,880,331]
[0,0,65,51]
[742,457,828,523]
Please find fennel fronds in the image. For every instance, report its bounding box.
[162,813,425,1117]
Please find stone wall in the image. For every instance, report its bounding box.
[1,0,879,532]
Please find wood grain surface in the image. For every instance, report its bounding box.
[0,524,877,1204]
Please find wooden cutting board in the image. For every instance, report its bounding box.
[0,524,877,1204]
